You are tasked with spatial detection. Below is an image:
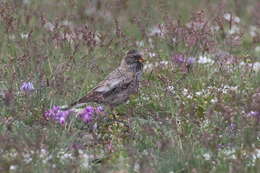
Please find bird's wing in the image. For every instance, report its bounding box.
[69,68,134,107]
[93,68,133,93]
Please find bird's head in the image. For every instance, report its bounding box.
[121,50,144,72]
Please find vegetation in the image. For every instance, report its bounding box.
[0,0,259,172]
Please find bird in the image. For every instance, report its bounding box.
[68,49,144,109]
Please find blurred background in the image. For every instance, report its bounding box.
[0,0,259,172]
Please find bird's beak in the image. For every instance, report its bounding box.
[138,57,145,63]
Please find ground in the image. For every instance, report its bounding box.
[0,0,259,172]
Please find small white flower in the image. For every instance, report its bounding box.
[202,153,211,160]
[134,162,140,172]
[182,88,189,96]
[172,37,177,43]
[149,25,165,37]
[198,55,214,64]
[187,95,193,99]
[144,63,154,72]
[253,62,260,72]
[233,16,240,23]
[44,22,55,32]
[252,149,260,163]
[81,154,90,168]
[160,61,169,66]
[167,86,175,92]
[223,149,236,159]
[62,20,72,26]
[195,91,203,96]
[211,98,218,104]
[62,153,73,160]
[255,46,260,53]
[224,13,232,21]
[249,26,257,37]
[228,25,240,34]
[148,52,156,57]
[167,86,175,93]
[20,33,29,39]
[223,13,240,23]
[9,165,18,170]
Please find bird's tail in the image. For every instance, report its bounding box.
[61,96,90,110]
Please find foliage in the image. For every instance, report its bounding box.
[0,0,260,172]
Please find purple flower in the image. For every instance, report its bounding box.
[85,106,95,113]
[172,53,185,64]
[79,106,95,123]
[20,82,34,92]
[96,106,104,113]
[187,57,196,65]
[57,110,71,125]
[248,111,260,118]
[44,106,72,125]
[81,113,92,123]
[44,106,60,119]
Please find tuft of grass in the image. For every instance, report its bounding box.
[0,0,259,172]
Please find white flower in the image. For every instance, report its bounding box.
[81,154,90,169]
[148,52,156,57]
[234,17,240,23]
[144,63,154,72]
[222,149,236,159]
[255,46,260,53]
[195,91,203,96]
[228,25,240,34]
[44,22,55,32]
[20,33,29,39]
[223,13,240,23]
[253,62,260,72]
[172,37,177,43]
[134,162,140,172]
[149,25,165,37]
[249,26,257,37]
[167,86,175,94]
[62,20,72,26]
[202,153,211,160]
[224,13,232,21]
[187,95,193,99]
[159,61,169,65]
[9,165,18,170]
[252,149,260,163]
[211,98,218,104]
[182,88,189,96]
[40,149,48,158]
[62,153,73,160]
[198,55,214,64]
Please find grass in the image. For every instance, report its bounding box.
[0,0,260,172]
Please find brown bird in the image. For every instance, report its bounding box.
[68,50,144,109]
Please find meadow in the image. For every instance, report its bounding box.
[0,0,259,172]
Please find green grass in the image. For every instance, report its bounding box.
[0,0,260,172]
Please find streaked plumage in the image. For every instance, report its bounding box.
[69,50,144,108]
